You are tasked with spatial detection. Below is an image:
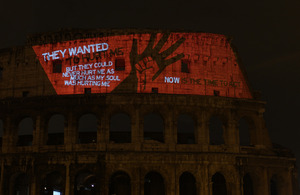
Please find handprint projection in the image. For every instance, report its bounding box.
[112,33,185,93]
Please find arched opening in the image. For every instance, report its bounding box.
[144,113,164,143]
[13,173,30,195]
[110,113,131,143]
[47,114,64,145]
[41,171,63,195]
[78,114,97,144]
[0,119,3,147]
[270,176,278,195]
[212,172,227,195]
[209,116,224,145]
[177,114,195,144]
[179,172,196,195]
[239,118,251,146]
[109,171,131,195]
[17,117,33,146]
[243,174,254,195]
[144,171,165,195]
[75,170,96,195]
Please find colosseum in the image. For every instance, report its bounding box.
[0,29,298,195]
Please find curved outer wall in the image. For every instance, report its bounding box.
[0,29,298,195]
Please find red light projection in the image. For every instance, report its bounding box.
[33,32,252,99]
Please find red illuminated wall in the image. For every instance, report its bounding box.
[33,32,252,99]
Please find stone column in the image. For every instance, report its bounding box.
[257,168,269,195]
[255,113,272,148]
[230,169,240,195]
[224,113,239,152]
[164,107,176,149]
[3,116,14,153]
[32,115,42,152]
[167,167,176,195]
[65,163,70,195]
[200,163,209,195]
[65,112,76,151]
[132,106,141,150]
[197,112,209,149]
[131,107,142,143]
[30,172,36,195]
[131,167,140,195]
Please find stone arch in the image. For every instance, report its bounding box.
[211,172,227,195]
[209,116,225,145]
[11,173,30,195]
[177,114,195,144]
[109,171,131,195]
[143,113,164,143]
[179,172,196,195]
[243,173,254,195]
[269,174,285,195]
[144,171,165,195]
[40,171,64,195]
[74,170,96,195]
[47,114,65,145]
[110,112,131,143]
[17,117,34,146]
[238,116,255,146]
[270,175,278,195]
[78,113,98,144]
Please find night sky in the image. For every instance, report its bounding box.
[1,0,300,175]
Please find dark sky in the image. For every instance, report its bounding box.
[1,0,300,172]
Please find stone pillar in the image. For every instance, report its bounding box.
[168,168,176,195]
[30,173,36,195]
[32,115,41,152]
[257,168,269,195]
[200,163,209,195]
[131,167,140,195]
[164,107,176,150]
[100,112,109,144]
[224,113,239,152]
[65,112,76,151]
[131,107,143,143]
[3,116,15,153]
[230,169,240,195]
[196,112,209,147]
[255,114,272,148]
[175,168,179,195]
[65,163,70,195]
[278,170,293,195]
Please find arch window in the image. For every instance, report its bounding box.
[78,114,97,144]
[209,116,225,145]
[75,170,96,195]
[177,114,195,144]
[270,176,278,195]
[243,174,254,195]
[13,173,30,195]
[144,113,164,143]
[144,172,165,195]
[109,171,131,195]
[41,171,63,195]
[239,118,251,146]
[17,117,34,146]
[212,172,227,195]
[110,113,131,143]
[47,114,64,145]
[179,172,196,195]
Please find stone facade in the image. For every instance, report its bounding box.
[0,29,298,195]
